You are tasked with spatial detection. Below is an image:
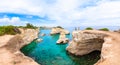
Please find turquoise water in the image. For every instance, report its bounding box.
[21,29,100,65]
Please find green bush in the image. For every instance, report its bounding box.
[99,28,109,31]
[25,23,37,29]
[0,25,20,36]
[0,23,37,36]
[85,27,93,30]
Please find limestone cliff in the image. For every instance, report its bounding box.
[66,30,105,56]
[0,28,39,65]
[50,27,70,35]
[67,30,120,65]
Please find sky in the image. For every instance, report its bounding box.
[0,0,120,27]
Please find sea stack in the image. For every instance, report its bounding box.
[50,27,70,35]
[56,32,69,44]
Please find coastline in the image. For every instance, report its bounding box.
[66,30,120,65]
[0,28,39,65]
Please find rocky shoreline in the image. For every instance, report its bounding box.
[66,30,120,65]
[0,28,39,65]
[1,27,120,65]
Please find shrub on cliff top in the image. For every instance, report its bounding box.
[99,28,109,31]
[18,23,37,29]
[25,23,37,29]
[0,25,20,36]
[85,27,93,30]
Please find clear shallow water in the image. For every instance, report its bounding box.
[21,29,100,65]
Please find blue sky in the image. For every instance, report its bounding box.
[0,0,120,27]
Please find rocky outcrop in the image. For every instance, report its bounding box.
[51,27,70,44]
[66,30,105,56]
[66,30,120,65]
[0,28,39,65]
[95,32,120,65]
[56,32,69,44]
[50,27,70,35]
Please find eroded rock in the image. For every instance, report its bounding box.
[0,28,39,65]
[67,30,120,65]
[56,32,69,44]
[67,30,105,56]
[50,27,70,35]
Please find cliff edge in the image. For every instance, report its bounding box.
[67,30,120,65]
[0,28,39,65]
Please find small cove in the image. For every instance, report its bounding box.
[21,29,100,65]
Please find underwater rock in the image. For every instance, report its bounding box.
[40,33,46,36]
[36,38,43,43]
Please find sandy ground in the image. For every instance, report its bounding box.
[0,35,14,47]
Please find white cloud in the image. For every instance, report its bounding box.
[0,17,28,26]
[79,1,120,26]
[0,0,120,26]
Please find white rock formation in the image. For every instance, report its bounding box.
[66,30,120,65]
[56,32,69,44]
[50,27,70,35]
[66,30,104,56]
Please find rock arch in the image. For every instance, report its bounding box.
[66,30,120,65]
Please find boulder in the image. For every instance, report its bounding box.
[36,38,43,43]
